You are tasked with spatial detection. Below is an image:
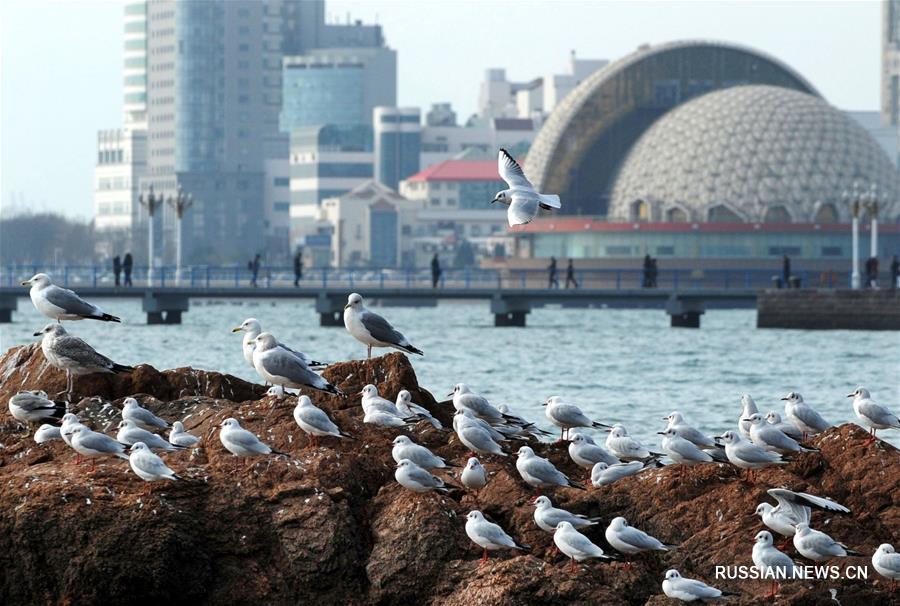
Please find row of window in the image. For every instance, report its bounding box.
[97,176,132,190]
[97,201,131,215]
[98,150,124,164]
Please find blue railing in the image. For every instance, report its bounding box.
[1,264,853,291]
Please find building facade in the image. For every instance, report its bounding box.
[93,129,147,257]
[882,0,900,127]
[280,46,396,130]
[373,107,421,189]
[123,0,148,128]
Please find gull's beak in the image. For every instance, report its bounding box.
[248,338,257,345]
[356,391,364,397]
[846,393,855,398]
[447,392,454,397]
[344,303,350,310]
[231,327,242,333]
[656,431,666,435]
[32,331,41,337]
[20,280,30,286]
[740,418,751,422]
[713,435,724,440]
[780,397,788,401]
[661,416,669,421]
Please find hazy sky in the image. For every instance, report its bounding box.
[0,0,883,220]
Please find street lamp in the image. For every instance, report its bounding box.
[167,185,193,285]
[864,185,880,259]
[139,185,163,286]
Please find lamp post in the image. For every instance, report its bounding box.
[167,185,193,286]
[865,186,880,259]
[139,185,163,286]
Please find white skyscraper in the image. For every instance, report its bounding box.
[123,0,148,129]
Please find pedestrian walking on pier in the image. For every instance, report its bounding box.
[891,255,899,290]
[431,253,442,288]
[565,259,578,289]
[294,250,303,287]
[113,255,122,287]
[249,254,261,287]
[866,256,879,288]
[782,255,791,288]
[642,254,653,288]
[123,253,133,287]
[548,257,559,289]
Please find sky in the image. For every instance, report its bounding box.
[0,0,883,220]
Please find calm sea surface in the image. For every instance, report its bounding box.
[2,299,898,448]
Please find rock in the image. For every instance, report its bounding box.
[0,345,898,605]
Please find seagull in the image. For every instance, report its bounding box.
[533,495,600,533]
[59,413,84,448]
[738,394,759,439]
[498,403,553,439]
[343,293,423,359]
[492,148,560,227]
[22,273,120,323]
[396,389,442,429]
[755,488,850,544]
[605,425,658,461]
[605,516,675,556]
[364,409,414,428]
[764,411,804,442]
[8,390,65,428]
[34,324,133,400]
[745,413,816,455]
[450,384,506,424]
[218,418,284,458]
[293,395,351,447]
[515,445,584,496]
[591,461,648,486]
[849,386,899,446]
[460,457,487,490]
[64,425,129,472]
[453,408,508,443]
[872,544,900,590]
[394,459,449,494]
[252,332,342,396]
[128,442,182,491]
[122,397,169,431]
[465,510,528,564]
[657,427,715,469]
[454,410,507,456]
[34,424,62,443]
[169,421,200,448]
[554,521,615,570]
[716,430,788,481]
[752,530,800,598]
[781,392,831,439]
[792,522,862,562]
[391,435,455,470]
[232,318,325,370]
[568,433,619,470]
[117,419,185,452]
[543,396,609,441]
[662,569,737,603]
[360,384,405,416]
[663,411,717,449]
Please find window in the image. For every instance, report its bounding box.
[764,205,792,223]
[273,177,289,187]
[665,207,687,222]
[430,198,440,206]
[124,39,146,50]
[273,202,290,212]
[815,203,838,224]
[605,245,632,256]
[822,246,842,256]
[768,246,802,256]
[708,204,742,223]
[630,199,650,222]
[656,246,675,256]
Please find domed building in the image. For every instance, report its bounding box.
[607,85,899,224]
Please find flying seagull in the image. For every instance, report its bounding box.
[492,148,561,227]
[22,273,120,323]
[343,292,423,359]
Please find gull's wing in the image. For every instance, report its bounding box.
[524,457,568,484]
[857,401,900,427]
[44,285,103,317]
[616,526,665,551]
[127,407,168,428]
[677,578,721,599]
[792,404,831,431]
[734,442,781,463]
[551,403,591,426]
[360,310,407,346]
[405,465,443,488]
[498,148,533,190]
[54,336,116,370]
[134,450,176,477]
[479,521,517,547]
[262,349,333,392]
[768,488,849,514]
[277,342,325,368]
[507,195,538,227]
[670,439,712,462]
[560,530,605,556]
[79,431,125,454]
[228,428,269,453]
[298,406,340,435]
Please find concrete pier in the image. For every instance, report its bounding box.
[142,293,189,325]
[0,295,17,323]
[757,289,900,330]
[490,295,531,327]
[666,295,706,328]
[315,294,345,326]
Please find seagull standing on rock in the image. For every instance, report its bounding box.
[22,273,120,323]
[343,293,423,359]
[169,421,200,448]
[394,459,449,494]
[64,425,130,471]
[754,488,849,546]
[781,392,831,439]
[460,457,487,490]
[543,396,609,441]
[554,521,615,570]
[605,516,676,556]
[294,395,351,447]
[465,510,528,564]
[872,544,900,590]
[792,522,862,562]
[232,318,326,370]
[662,569,737,603]
[532,496,601,533]
[128,442,182,491]
[218,418,285,459]
[849,386,900,446]
[752,530,800,599]
[35,324,133,401]
[738,394,759,439]
[8,390,65,428]
[391,435,455,470]
[515,446,584,496]
[716,430,788,481]
[252,332,342,397]
[117,419,185,452]
[122,397,169,431]
[492,148,561,227]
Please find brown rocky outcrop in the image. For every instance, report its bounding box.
[0,344,898,605]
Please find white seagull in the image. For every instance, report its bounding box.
[394,459,448,494]
[218,418,284,458]
[460,457,488,490]
[169,421,201,448]
[232,318,325,370]
[554,521,615,570]
[872,544,900,590]
[792,522,862,562]
[465,510,528,564]
[253,332,341,396]
[568,432,619,469]
[543,395,608,441]
[343,293,423,359]
[755,488,849,542]
[34,424,62,444]
[605,516,675,556]
[35,324,133,400]
[64,425,129,472]
[605,425,657,461]
[122,397,169,431]
[128,442,182,490]
[492,148,560,227]
[591,461,648,486]
[293,395,350,447]
[849,386,900,445]
[662,569,736,603]
[716,430,788,481]
[532,495,600,533]
[391,435,454,470]
[781,392,831,439]
[9,390,65,427]
[396,389,441,429]
[117,419,184,452]
[515,445,584,495]
[738,394,759,440]
[752,530,800,598]
[22,273,120,322]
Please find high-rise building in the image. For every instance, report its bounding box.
[93,129,147,257]
[123,1,148,128]
[280,47,396,130]
[882,0,900,126]
[373,107,421,189]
